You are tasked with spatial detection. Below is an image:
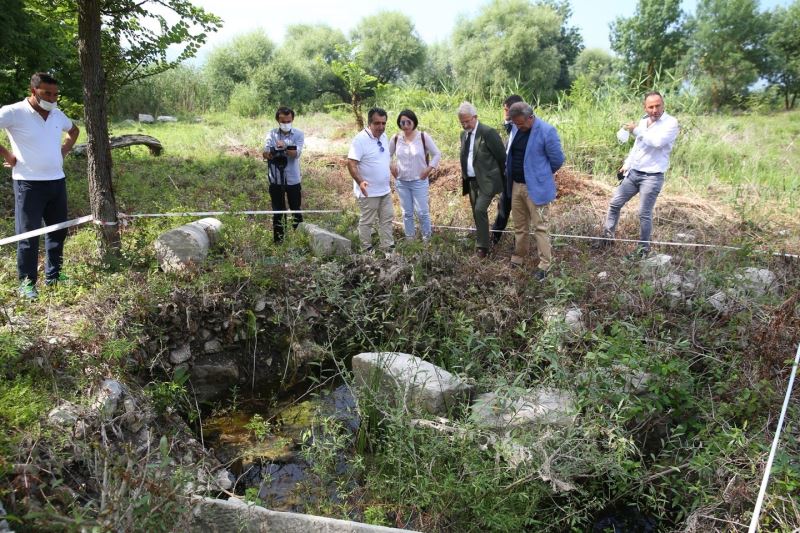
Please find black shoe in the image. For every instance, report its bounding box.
[476,247,488,259]
[533,269,547,282]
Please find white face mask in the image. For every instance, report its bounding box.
[37,97,57,112]
[616,128,630,143]
[279,123,292,133]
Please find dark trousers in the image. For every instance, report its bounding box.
[491,189,512,242]
[14,179,68,284]
[269,183,303,243]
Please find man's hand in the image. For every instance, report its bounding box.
[2,153,16,168]
[623,121,637,133]
[358,180,369,197]
[263,150,273,160]
[60,144,71,158]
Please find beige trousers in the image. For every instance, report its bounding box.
[357,193,395,250]
[510,181,552,270]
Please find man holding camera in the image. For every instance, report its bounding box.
[595,92,679,258]
[263,106,304,243]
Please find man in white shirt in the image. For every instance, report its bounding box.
[597,92,679,258]
[347,108,394,252]
[0,72,80,299]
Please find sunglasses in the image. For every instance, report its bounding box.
[399,119,413,126]
[377,139,384,152]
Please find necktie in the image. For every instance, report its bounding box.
[461,131,472,174]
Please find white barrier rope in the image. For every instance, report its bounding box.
[120,209,341,219]
[0,209,341,247]
[0,215,95,247]
[424,223,800,259]
[748,340,800,532]
[1,211,797,260]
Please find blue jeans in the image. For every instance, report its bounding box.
[14,179,68,284]
[395,179,431,240]
[603,169,664,251]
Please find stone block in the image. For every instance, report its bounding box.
[154,218,223,273]
[352,352,472,416]
[298,223,352,257]
[470,388,577,433]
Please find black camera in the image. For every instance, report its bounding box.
[269,145,297,169]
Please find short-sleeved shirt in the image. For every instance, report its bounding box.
[347,128,391,198]
[0,99,74,181]
[263,127,304,186]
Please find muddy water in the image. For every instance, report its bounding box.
[202,384,359,511]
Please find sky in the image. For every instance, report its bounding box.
[185,0,792,63]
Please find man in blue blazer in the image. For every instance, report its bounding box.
[506,102,565,281]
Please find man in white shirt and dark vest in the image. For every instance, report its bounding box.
[0,72,80,299]
[596,92,679,258]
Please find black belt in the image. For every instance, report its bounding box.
[631,169,664,176]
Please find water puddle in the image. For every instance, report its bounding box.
[202,383,360,511]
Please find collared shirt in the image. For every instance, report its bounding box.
[348,128,391,198]
[0,99,74,181]
[389,130,441,181]
[466,120,479,177]
[624,112,679,174]
[263,127,304,185]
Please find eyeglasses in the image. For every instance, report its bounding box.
[377,139,384,152]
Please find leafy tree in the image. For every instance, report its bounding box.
[0,0,81,105]
[235,52,315,117]
[451,0,564,101]
[762,1,800,110]
[205,30,275,109]
[70,0,219,258]
[411,41,456,91]
[570,48,619,88]
[610,0,687,88]
[350,11,425,84]
[331,48,379,130]
[281,24,349,100]
[541,0,584,91]
[682,0,767,111]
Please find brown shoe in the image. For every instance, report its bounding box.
[476,247,488,259]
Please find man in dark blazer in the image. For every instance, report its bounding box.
[458,102,506,258]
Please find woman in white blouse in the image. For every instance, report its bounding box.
[389,109,442,241]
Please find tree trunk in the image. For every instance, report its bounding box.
[352,93,364,130]
[77,0,121,260]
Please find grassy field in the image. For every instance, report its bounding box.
[0,103,798,531]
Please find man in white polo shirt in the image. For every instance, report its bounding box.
[347,107,394,253]
[0,72,80,299]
